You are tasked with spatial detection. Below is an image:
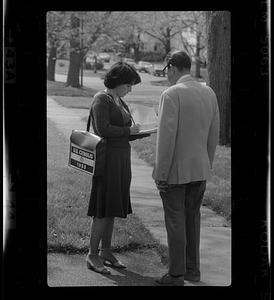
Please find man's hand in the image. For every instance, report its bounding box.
[155,180,169,192]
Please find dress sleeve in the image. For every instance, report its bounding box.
[92,96,131,138]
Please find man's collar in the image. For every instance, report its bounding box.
[176,74,192,84]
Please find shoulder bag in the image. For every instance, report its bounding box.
[68,111,107,176]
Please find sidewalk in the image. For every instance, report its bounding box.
[47,96,231,286]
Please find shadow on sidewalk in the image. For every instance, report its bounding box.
[100,268,157,286]
[100,267,209,286]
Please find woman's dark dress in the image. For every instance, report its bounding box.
[87,91,133,218]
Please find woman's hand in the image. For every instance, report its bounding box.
[130,123,141,135]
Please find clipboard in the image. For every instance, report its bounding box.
[131,127,157,135]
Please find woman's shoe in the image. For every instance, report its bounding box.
[99,249,126,269]
[86,254,111,275]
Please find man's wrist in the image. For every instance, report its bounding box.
[156,180,167,184]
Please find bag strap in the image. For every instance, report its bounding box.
[86,92,135,132]
[86,92,109,132]
[86,113,91,132]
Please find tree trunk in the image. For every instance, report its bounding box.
[134,31,142,62]
[66,51,81,87]
[195,33,201,78]
[47,45,57,81]
[207,11,231,145]
[94,55,97,74]
[66,14,82,88]
[133,44,141,62]
[164,27,172,57]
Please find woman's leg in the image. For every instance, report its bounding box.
[87,217,111,274]
[101,217,115,249]
[99,217,126,268]
[89,217,108,254]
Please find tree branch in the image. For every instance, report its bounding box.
[144,30,165,44]
[181,37,195,57]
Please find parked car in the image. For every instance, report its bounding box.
[98,52,111,62]
[84,55,104,70]
[123,58,138,69]
[153,64,166,77]
[85,53,97,63]
[136,61,154,74]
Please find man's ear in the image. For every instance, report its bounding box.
[170,65,177,75]
[171,65,178,74]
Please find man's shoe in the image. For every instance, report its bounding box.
[184,273,200,282]
[155,273,184,286]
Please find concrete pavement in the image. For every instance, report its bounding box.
[47,96,231,286]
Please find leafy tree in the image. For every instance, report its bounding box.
[47,11,70,81]
[65,11,113,87]
[47,11,113,87]
[47,11,211,86]
[66,13,88,87]
[180,11,207,78]
[47,33,58,81]
[104,11,208,69]
[141,11,185,58]
[101,12,144,62]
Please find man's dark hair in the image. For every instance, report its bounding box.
[104,62,141,89]
[166,51,192,71]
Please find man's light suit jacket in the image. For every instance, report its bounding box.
[152,75,220,184]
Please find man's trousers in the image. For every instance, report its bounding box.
[160,180,206,277]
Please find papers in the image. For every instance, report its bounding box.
[129,104,158,135]
[133,127,157,135]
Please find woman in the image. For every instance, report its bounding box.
[86,62,148,274]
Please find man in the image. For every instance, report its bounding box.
[153,51,220,286]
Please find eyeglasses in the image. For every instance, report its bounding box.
[162,62,172,72]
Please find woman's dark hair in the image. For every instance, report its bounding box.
[104,62,141,89]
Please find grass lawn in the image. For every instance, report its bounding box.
[131,135,231,222]
[47,80,97,98]
[55,59,106,79]
[47,118,163,254]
